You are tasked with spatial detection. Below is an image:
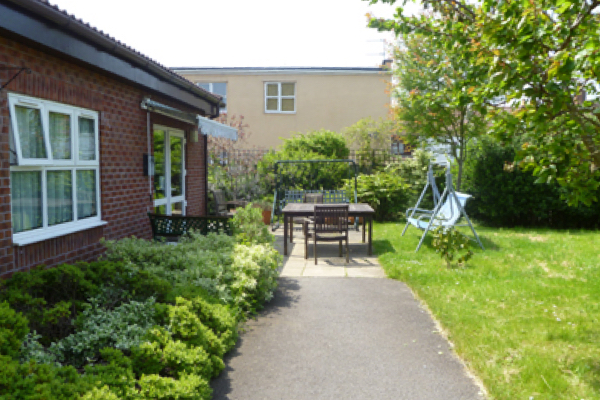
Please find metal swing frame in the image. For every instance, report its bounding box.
[270,159,359,231]
[403,165,485,252]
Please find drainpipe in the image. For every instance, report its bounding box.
[147,111,152,210]
[204,131,208,216]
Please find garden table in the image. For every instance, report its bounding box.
[282,203,375,256]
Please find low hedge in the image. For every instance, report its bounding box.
[0,206,281,400]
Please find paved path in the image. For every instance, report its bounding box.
[211,230,484,400]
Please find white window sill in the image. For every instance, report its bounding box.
[12,219,108,246]
[265,111,296,114]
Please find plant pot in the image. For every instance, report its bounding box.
[262,209,272,225]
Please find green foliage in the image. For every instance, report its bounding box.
[385,149,440,206]
[232,204,273,245]
[391,32,487,190]
[103,232,281,313]
[462,138,600,228]
[0,302,29,358]
[431,227,473,268]
[344,171,411,221]
[51,297,157,367]
[0,262,170,343]
[366,0,600,205]
[343,117,399,153]
[258,129,352,194]
[0,356,90,400]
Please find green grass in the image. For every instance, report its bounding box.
[374,223,600,400]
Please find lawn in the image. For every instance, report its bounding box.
[374,223,600,400]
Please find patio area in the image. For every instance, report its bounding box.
[273,228,386,278]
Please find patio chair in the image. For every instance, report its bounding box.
[211,189,236,217]
[304,204,349,264]
[290,192,323,243]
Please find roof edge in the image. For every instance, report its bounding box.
[5,0,223,108]
[171,67,389,76]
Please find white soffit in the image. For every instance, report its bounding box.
[197,115,238,141]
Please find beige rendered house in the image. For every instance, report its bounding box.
[172,67,392,149]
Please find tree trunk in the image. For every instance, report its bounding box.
[456,160,463,192]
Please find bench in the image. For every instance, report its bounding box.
[148,213,233,242]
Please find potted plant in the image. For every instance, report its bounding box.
[252,198,273,225]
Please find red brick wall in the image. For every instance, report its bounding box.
[0,36,207,277]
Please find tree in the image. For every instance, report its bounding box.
[342,117,399,152]
[365,0,600,205]
[392,31,488,190]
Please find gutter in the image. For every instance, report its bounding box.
[5,0,223,107]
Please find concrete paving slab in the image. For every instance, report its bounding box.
[212,278,484,400]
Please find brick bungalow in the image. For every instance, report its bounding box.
[0,0,235,277]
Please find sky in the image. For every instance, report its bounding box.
[48,0,421,69]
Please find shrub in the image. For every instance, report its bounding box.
[0,262,170,344]
[462,138,600,228]
[0,301,29,358]
[0,355,90,400]
[103,232,280,313]
[231,204,273,245]
[431,227,474,268]
[344,171,411,221]
[258,130,352,194]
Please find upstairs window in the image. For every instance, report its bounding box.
[8,94,103,245]
[197,82,227,113]
[265,82,295,113]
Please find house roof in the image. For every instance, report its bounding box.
[0,0,223,114]
[172,67,389,76]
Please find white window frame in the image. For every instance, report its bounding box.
[8,93,105,246]
[264,82,296,114]
[196,82,227,113]
[152,126,187,216]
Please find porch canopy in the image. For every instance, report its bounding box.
[141,98,237,141]
[197,115,238,141]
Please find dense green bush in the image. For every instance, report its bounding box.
[0,215,281,400]
[462,138,600,228]
[385,149,441,208]
[258,130,352,194]
[0,262,170,344]
[0,302,29,358]
[344,171,411,221]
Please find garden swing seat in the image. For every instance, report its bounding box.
[403,166,485,252]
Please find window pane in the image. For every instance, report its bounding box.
[15,105,46,159]
[77,170,97,219]
[50,112,71,160]
[197,83,210,91]
[47,170,73,226]
[170,136,183,197]
[11,171,43,233]
[154,130,166,200]
[266,99,278,111]
[267,83,279,96]
[78,117,96,161]
[211,82,227,96]
[282,99,295,112]
[9,119,16,165]
[281,83,295,96]
[154,205,166,215]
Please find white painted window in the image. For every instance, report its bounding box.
[8,94,104,246]
[265,82,295,113]
[197,82,227,113]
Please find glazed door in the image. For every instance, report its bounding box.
[153,127,186,215]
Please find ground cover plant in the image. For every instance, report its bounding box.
[374,223,600,399]
[0,206,281,400]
